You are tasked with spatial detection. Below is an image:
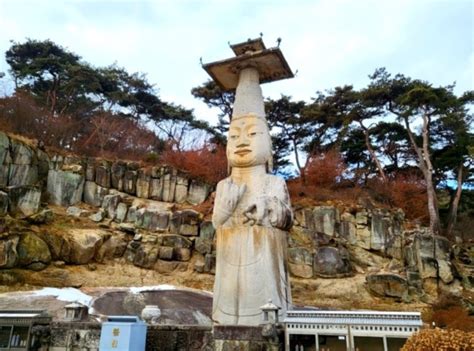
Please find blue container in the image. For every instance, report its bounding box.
[99,316,147,351]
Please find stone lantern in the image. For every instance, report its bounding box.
[260,299,281,324]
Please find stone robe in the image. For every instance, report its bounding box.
[212,173,292,325]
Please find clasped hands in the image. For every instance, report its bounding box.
[213,179,288,228]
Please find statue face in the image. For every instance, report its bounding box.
[227,115,272,168]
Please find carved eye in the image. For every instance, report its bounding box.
[249,131,257,137]
[230,135,239,140]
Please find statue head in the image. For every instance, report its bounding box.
[226,113,273,173]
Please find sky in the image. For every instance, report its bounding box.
[0,0,472,126]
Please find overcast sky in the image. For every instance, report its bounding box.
[0,0,472,125]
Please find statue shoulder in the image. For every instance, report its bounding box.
[216,177,232,190]
[264,174,287,187]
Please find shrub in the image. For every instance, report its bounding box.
[160,143,227,184]
[304,148,347,187]
[368,172,429,223]
[401,328,474,350]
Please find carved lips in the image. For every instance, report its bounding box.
[234,148,252,156]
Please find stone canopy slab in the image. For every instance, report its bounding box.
[202,47,293,91]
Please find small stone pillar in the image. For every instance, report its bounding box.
[64,302,87,321]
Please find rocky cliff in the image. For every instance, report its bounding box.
[0,132,472,313]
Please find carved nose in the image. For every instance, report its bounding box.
[237,141,249,148]
[237,134,250,147]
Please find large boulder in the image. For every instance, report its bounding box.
[47,170,84,206]
[8,185,41,216]
[96,233,129,262]
[288,247,313,278]
[16,233,51,270]
[366,273,408,299]
[313,246,353,278]
[65,229,106,264]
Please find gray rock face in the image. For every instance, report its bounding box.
[313,246,353,278]
[174,176,189,203]
[0,191,8,215]
[47,170,84,206]
[102,194,121,220]
[0,132,10,165]
[288,248,313,278]
[405,233,454,284]
[159,234,192,249]
[83,181,109,207]
[312,206,337,236]
[136,209,170,232]
[187,180,211,205]
[0,235,19,268]
[10,139,35,165]
[115,203,128,223]
[8,165,38,186]
[111,162,126,191]
[8,185,41,216]
[170,210,200,236]
[123,170,137,195]
[366,273,408,298]
[95,162,111,188]
[161,169,177,202]
[136,170,151,199]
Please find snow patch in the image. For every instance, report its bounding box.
[32,287,93,306]
[129,285,177,294]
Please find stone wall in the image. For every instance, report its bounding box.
[0,131,212,218]
[43,322,280,351]
[0,131,471,304]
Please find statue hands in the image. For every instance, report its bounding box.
[212,179,247,227]
[243,196,292,229]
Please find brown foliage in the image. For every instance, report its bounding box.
[401,328,474,350]
[0,93,164,161]
[304,148,347,187]
[160,143,227,184]
[368,173,429,223]
[288,149,359,205]
[426,293,474,332]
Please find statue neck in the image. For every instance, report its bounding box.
[230,165,267,184]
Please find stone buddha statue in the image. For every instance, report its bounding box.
[212,67,293,325]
